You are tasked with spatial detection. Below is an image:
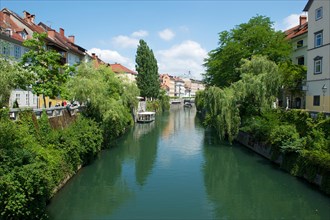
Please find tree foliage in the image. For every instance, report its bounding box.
[135,39,160,98]
[204,15,291,87]
[20,32,73,107]
[196,56,280,143]
[65,62,139,144]
[0,109,102,219]
[0,55,32,107]
[279,61,307,96]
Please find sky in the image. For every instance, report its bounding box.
[0,0,309,79]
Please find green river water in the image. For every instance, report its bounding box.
[47,106,330,219]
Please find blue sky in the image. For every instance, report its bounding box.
[1,0,308,79]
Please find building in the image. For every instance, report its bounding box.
[303,0,330,113]
[160,74,175,97]
[190,79,205,97]
[160,73,205,98]
[284,15,308,109]
[0,8,88,108]
[174,77,185,97]
[110,63,137,83]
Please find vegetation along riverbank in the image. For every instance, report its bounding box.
[196,15,330,195]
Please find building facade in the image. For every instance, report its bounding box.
[304,0,330,113]
[284,15,308,109]
[110,63,137,84]
[1,8,88,108]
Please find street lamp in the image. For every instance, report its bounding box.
[322,84,327,112]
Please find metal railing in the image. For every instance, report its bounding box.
[9,105,83,121]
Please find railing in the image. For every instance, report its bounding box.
[9,105,83,121]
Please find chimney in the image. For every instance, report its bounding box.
[59,28,64,37]
[300,15,307,26]
[30,14,35,23]
[23,11,31,20]
[23,11,35,24]
[47,29,55,39]
[68,35,75,43]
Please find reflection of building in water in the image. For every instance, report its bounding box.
[162,106,196,138]
[133,122,156,140]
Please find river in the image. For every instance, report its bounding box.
[47,106,330,219]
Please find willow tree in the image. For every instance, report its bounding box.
[196,56,280,143]
[65,62,140,143]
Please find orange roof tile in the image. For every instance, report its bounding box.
[110,63,137,75]
[285,22,308,40]
[0,11,24,42]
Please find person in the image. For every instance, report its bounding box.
[66,103,71,116]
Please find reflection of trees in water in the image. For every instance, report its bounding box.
[120,116,168,186]
[202,127,329,219]
[47,149,133,219]
[135,129,158,186]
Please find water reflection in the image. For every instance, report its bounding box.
[47,147,133,219]
[47,107,330,219]
[202,127,330,219]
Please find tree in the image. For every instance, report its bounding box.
[0,55,32,107]
[203,15,291,88]
[20,32,72,108]
[135,39,160,99]
[65,62,139,143]
[196,56,280,143]
[279,61,307,95]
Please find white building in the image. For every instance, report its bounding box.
[1,8,88,108]
[284,15,308,109]
[303,0,330,113]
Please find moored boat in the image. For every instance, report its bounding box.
[137,111,156,123]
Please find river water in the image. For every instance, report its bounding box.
[47,106,330,219]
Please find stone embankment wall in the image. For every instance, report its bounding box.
[235,131,324,189]
[48,110,77,129]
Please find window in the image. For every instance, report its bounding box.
[25,94,29,105]
[16,94,20,103]
[14,45,21,59]
[313,95,320,106]
[314,56,322,74]
[20,31,27,40]
[297,40,303,48]
[316,7,323,20]
[297,56,304,65]
[315,31,323,47]
[2,45,10,55]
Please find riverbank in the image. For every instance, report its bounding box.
[47,107,330,220]
[0,109,103,219]
[236,131,330,195]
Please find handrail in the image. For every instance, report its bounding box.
[8,105,84,120]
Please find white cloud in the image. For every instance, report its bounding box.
[112,35,139,48]
[131,30,148,38]
[158,28,175,41]
[275,13,307,31]
[156,40,208,80]
[87,48,135,70]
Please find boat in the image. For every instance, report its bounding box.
[183,99,193,108]
[171,100,182,104]
[184,102,193,108]
[137,111,156,123]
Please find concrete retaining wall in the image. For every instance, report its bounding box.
[235,131,324,188]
